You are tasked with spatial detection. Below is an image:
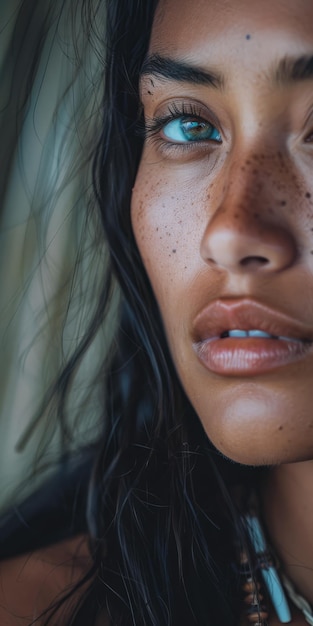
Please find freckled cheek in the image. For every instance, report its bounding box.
[131,174,204,301]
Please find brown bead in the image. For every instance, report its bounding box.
[246,611,269,622]
[243,580,261,592]
[239,550,249,564]
[244,592,263,604]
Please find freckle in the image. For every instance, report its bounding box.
[172,249,176,253]
[280,200,286,206]
[234,213,239,219]
[278,425,283,431]
[306,192,311,198]
[245,34,251,40]
[147,90,152,95]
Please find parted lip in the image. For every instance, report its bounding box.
[192,298,313,343]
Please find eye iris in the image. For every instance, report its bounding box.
[182,118,210,139]
[163,116,221,143]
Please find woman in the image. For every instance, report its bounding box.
[1,0,313,624]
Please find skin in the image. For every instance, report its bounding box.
[131,0,313,619]
[0,537,94,625]
[132,0,313,467]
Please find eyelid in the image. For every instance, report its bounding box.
[302,107,313,142]
[154,98,220,125]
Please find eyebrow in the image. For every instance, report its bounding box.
[273,55,313,85]
[140,54,223,89]
[140,53,313,91]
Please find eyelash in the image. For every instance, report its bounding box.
[142,102,222,151]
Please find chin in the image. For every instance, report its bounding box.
[201,420,313,467]
[189,389,313,466]
[214,442,313,467]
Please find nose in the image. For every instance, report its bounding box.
[200,164,297,274]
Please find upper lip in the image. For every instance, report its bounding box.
[192,298,313,343]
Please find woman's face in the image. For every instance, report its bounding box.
[131,0,313,465]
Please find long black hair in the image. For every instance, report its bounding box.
[1,1,259,624]
[74,2,250,624]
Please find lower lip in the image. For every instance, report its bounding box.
[194,337,312,376]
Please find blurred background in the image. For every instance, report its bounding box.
[0,0,114,509]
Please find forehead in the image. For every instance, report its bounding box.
[150,0,313,66]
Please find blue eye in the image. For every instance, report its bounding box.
[163,116,222,143]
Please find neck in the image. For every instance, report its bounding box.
[260,460,313,606]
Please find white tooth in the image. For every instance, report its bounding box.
[228,330,249,337]
[248,330,273,338]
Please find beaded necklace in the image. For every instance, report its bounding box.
[239,512,313,625]
[239,513,290,625]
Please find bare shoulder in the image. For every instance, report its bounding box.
[0,535,93,625]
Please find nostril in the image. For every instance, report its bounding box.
[201,223,297,273]
[240,256,269,267]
